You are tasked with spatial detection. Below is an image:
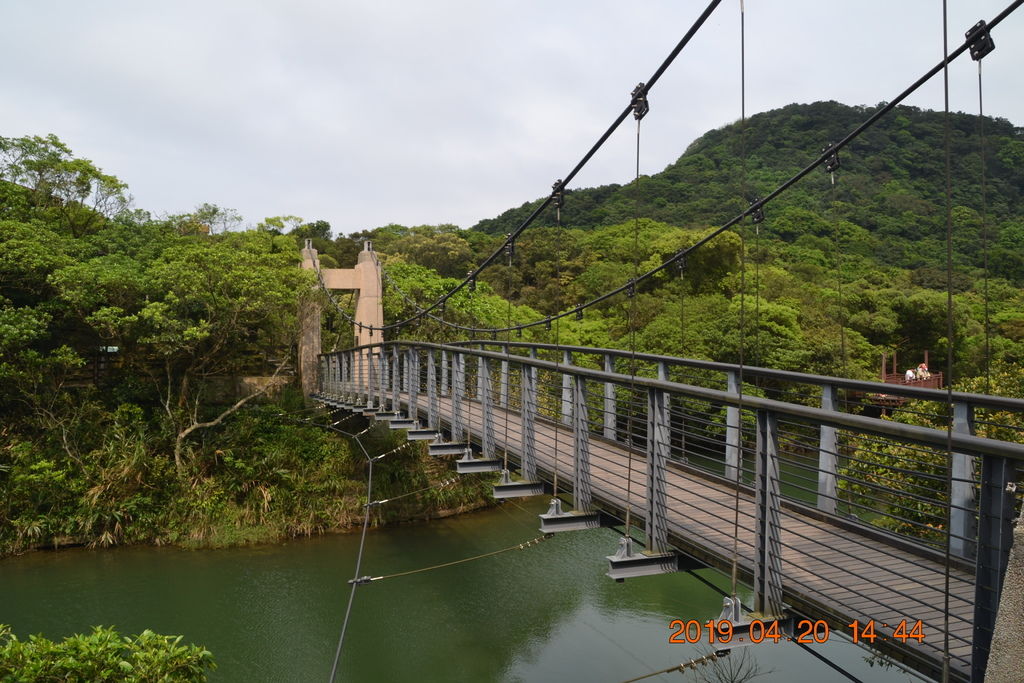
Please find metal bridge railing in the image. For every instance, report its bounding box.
[317,341,1024,682]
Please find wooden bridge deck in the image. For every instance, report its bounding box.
[412,394,975,680]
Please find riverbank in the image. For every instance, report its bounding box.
[1,405,494,559]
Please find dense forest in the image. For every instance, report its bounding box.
[0,134,490,560]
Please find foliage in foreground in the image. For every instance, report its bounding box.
[0,625,215,682]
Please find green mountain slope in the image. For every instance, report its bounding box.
[471,101,1024,279]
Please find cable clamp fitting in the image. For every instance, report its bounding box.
[504,233,515,259]
[630,83,650,120]
[575,308,584,321]
[552,179,565,209]
[467,271,476,293]
[675,253,687,275]
[347,576,375,585]
[966,20,995,61]
[822,142,840,173]
[749,198,766,225]
[626,279,637,298]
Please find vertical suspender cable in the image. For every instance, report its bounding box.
[940,1,954,681]
[977,61,992,394]
[552,195,563,502]
[730,0,748,604]
[623,102,646,540]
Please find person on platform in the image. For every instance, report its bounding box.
[905,368,916,382]
[916,363,930,380]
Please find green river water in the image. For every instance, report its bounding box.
[2,497,916,682]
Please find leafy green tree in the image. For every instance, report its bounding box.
[0,134,129,237]
[0,625,215,681]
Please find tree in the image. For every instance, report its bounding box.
[0,134,130,237]
[50,229,311,469]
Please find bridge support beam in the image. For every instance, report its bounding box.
[952,402,977,559]
[561,351,573,426]
[452,353,466,442]
[754,410,784,618]
[646,388,670,553]
[573,376,593,510]
[972,455,1016,682]
[521,364,538,482]
[441,350,450,397]
[390,346,400,415]
[603,355,616,440]
[481,357,495,459]
[725,370,741,481]
[817,384,839,514]
[427,351,439,429]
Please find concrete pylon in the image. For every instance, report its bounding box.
[299,240,383,397]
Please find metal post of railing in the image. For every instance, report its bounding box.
[657,361,683,462]
[336,352,342,398]
[971,454,1017,682]
[377,350,386,410]
[725,370,741,481]
[754,409,784,618]
[951,402,978,559]
[476,353,485,401]
[481,356,494,459]
[391,346,400,414]
[441,350,449,398]
[452,352,466,442]
[408,348,419,422]
[521,363,538,482]
[573,375,593,510]
[500,359,510,409]
[646,387,670,553]
[427,350,439,431]
[817,384,839,515]
[343,353,351,400]
[561,350,573,426]
[603,354,616,440]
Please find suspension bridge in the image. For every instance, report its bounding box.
[313,341,1022,682]
[301,2,1024,681]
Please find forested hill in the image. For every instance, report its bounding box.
[471,101,1024,278]
[358,100,1024,383]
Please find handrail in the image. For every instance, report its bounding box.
[327,341,1024,462]
[445,340,1024,412]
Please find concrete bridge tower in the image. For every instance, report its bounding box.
[299,240,382,396]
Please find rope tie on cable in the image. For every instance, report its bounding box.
[348,534,553,584]
[618,651,729,683]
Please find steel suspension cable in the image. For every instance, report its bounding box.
[390,0,1023,339]
[349,1,724,334]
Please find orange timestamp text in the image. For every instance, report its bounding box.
[668,618,926,645]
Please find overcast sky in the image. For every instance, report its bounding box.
[4,1,1022,236]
